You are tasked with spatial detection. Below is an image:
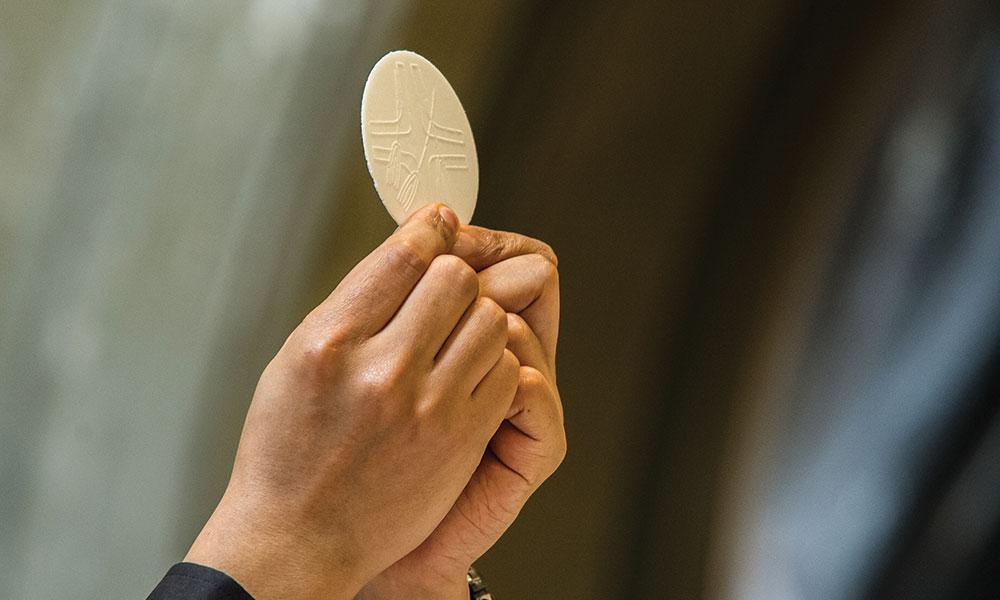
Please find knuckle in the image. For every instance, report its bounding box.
[519,365,548,392]
[506,313,530,343]
[538,241,558,267]
[522,252,558,293]
[383,238,429,278]
[482,230,507,263]
[293,325,347,374]
[500,348,521,374]
[358,369,392,399]
[488,350,520,397]
[535,252,559,284]
[519,235,558,267]
[298,334,332,364]
[412,395,439,423]
[430,253,462,273]
[432,255,478,297]
[478,297,508,333]
[457,265,480,298]
[359,355,411,399]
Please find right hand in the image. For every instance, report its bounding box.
[184,204,520,600]
[357,227,564,600]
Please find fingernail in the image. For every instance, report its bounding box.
[437,204,459,233]
[452,231,474,256]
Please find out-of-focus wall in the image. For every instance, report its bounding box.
[6,2,999,600]
[0,1,546,597]
[0,1,404,596]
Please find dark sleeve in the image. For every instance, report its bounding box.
[147,562,254,600]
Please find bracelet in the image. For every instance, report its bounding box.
[467,566,493,600]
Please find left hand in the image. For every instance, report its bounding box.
[356,226,566,599]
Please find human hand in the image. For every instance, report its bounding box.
[357,226,565,599]
[185,205,520,600]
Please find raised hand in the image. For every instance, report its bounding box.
[185,205,520,600]
[358,225,565,599]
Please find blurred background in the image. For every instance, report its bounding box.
[2,1,1000,598]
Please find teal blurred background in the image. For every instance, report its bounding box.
[3,2,1000,599]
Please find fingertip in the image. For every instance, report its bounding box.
[497,348,521,386]
[504,347,521,368]
[428,203,459,250]
[438,203,460,233]
[506,312,528,339]
[518,364,547,390]
[479,296,507,329]
[401,203,459,244]
[538,242,558,267]
[402,202,440,225]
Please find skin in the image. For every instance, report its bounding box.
[186,204,565,599]
[357,228,564,599]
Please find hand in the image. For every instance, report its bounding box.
[185,205,520,600]
[357,226,565,599]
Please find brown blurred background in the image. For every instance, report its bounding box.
[2,1,999,598]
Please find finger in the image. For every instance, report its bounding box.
[450,226,557,272]
[476,253,555,313]
[490,366,566,486]
[377,255,479,362]
[506,366,563,430]
[476,254,560,359]
[432,297,508,395]
[306,203,459,339]
[506,313,553,379]
[470,349,521,426]
[519,289,559,368]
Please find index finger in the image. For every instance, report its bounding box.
[307,203,460,339]
[450,226,557,272]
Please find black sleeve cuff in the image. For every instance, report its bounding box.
[147,562,254,600]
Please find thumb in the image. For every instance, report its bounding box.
[450,226,557,271]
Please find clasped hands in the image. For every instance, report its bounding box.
[186,204,565,599]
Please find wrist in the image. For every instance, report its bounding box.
[356,559,469,600]
[186,495,363,600]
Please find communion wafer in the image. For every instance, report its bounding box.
[361,50,479,225]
